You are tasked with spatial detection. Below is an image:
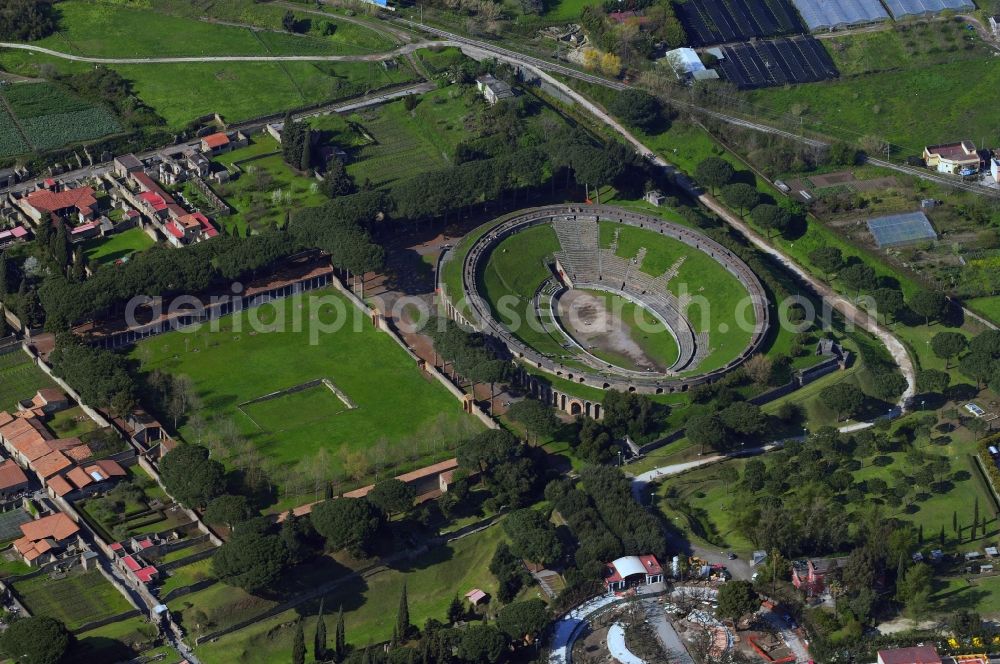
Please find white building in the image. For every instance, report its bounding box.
[475,74,514,106]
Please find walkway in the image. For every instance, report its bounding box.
[0,40,450,63]
[548,594,618,664]
[607,623,646,664]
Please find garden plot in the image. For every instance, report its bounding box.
[1,83,121,154]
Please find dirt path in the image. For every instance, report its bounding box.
[0,39,448,63]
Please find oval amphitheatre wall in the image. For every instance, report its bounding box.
[452,205,771,412]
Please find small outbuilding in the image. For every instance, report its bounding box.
[604,555,664,592]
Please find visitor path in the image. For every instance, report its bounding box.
[0,40,449,63]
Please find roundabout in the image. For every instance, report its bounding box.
[447,205,771,406]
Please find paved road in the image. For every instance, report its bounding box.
[641,597,696,664]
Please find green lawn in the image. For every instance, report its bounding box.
[193,524,507,664]
[967,296,1000,327]
[13,569,133,631]
[544,0,603,21]
[0,351,56,412]
[36,1,390,58]
[46,406,101,438]
[109,59,415,129]
[129,288,481,481]
[72,616,164,664]
[83,227,156,266]
[159,558,215,597]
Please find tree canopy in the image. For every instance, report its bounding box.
[0,616,71,664]
[716,580,760,622]
[160,444,225,509]
[311,497,384,553]
[694,157,734,192]
[367,479,416,516]
[212,518,289,593]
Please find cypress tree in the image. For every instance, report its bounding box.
[396,583,410,641]
[300,127,312,172]
[918,524,923,544]
[0,251,8,293]
[292,621,306,664]
[954,510,958,534]
[361,648,371,664]
[314,598,327,661]
[335,606,345,661]
[975,497,980,528]
[939,525,945,546]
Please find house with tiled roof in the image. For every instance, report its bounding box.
[164,211,217,247]
[110,538,159,586]
[200,132,231,154]
[0,459,29,499]
[12,512,81,566]
[18,184,98,225]
[923,141,982,175]
[22,388,70,415]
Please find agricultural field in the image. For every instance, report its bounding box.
[0,82,121,155]
[83,227,156,266]
[128,288,481,485]
[210,136,327,234]
[12,569,134,631]
[742,45,1000,155]
[0,105,28,157]
[191,524,507,664]
[346,87,476,188]
[0,351,57,412]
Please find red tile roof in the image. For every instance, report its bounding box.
[0,459,28,491]
[135,566,158,583]
[65,466,94,489]
[86,459,126,480]
[46,475,74,497]
[122,555,142,572]
[33,451,72,479]
[20,512,79,543]
[877,646,942,664]
[25,186,96,217]
[202,133,230,149]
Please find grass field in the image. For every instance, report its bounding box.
[743,55,1000,156]
[0,351,56,412]
[347,88,474,188]
[967,296,1000,327]
[112,60,413,129]
[212,136,326,234]
[129,288,481,478]
[83,227,156,266]
[192,524,506,664]
[73,615,165,664]
[38,1,391,58]
[159,558,215,597]
[13,569,133,631]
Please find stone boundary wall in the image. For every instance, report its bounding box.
[328,274,497,430]
[74,608,142,634]
[454,205,771,395]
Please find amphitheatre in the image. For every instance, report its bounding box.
[442,205,770,412]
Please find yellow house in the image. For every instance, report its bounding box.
[922,140,981,174]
